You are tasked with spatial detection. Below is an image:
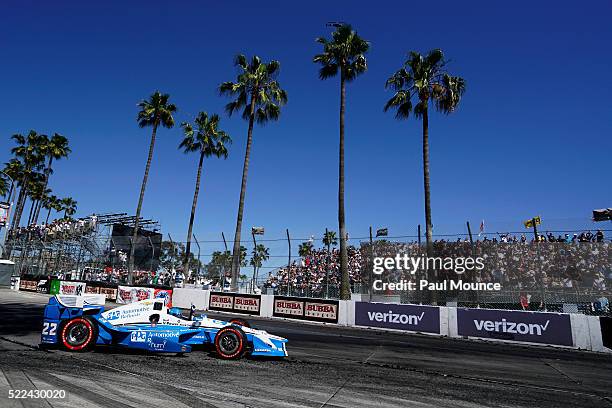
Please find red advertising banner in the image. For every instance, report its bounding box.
[273,296,339,323]
[98,287,118,301]
[208,292,261,315]
[210,293,234,310]
[234,295,260,312]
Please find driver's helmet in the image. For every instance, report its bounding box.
[168,307,183,318]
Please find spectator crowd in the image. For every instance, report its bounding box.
[7,215,98,242]
[264,230,611,295]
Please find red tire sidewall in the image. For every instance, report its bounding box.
[215,327,244,359]
[229,318,250,328]
[61,317,95,351]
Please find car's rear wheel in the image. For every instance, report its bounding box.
[214,327,246,359]
[60,317,97,351]
[229,318,251,328]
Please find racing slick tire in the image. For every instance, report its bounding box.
[214,326,247,359]
[60,316,98,352]
[229,318,251,328]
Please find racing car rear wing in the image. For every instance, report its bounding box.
[56,294,106,308]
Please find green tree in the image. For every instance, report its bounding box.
[249,243,269,289]
[9,131,46,231]
[2,159,24,202]
[313,24,369,300]
[33,133,70,223]
[219,55,287,291]
[128,91,177,284]
[384,49,465,250]
[60,197,77,218]
[298,241,313,258]
[42,195,61,224]
[179,112,231,275]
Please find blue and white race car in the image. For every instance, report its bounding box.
[40,294,288,359]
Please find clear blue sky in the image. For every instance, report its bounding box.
[1,1,611,263]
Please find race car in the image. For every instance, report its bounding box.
[40,294,288,359]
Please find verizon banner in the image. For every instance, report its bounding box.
[355,302,440,334]
[457,308,573,346]
[273,296,338,323]
[209,292,261,315]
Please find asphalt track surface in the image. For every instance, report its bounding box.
[0,289,611,408]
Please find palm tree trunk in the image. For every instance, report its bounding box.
[422,106,437,304]
[27,199,35,225]
[33,157,52,223]
[338,73,350,300]
[45,207,52,224]
[183,151,205,278]
[10,181,28,233]
[422,107,432,247]
[128,121,159,285]
[230,92,257,292]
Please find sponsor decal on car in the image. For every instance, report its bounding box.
[130,331,147,343]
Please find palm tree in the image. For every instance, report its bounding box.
[60,197,77,218]
[42,195,60,224]
[313,24,369,300]
[384,49,465,250]
[33,133,70,223]
[2,159,23,203]
[298,241,313,258]
[249,243,269,291]
[9,131,46,231]
[322,230,338,295]
[219,55,288,291]
[179,112,231,276]
[128,91,177,284]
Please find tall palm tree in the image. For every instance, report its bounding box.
[179,112,231,277]
[9,131,46,232]
[33,133,70,223]
[2,159,23,203]
[60,197,77,218]
[128,91,177,284]
[384,49,465,250]
[249,243,269,290]
[313,24,369,300]
[219,55,288,291]
[298,241,313,258]
[322,230,338,294]
[42,195,60,224]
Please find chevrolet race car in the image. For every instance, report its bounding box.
[40,294,288,359]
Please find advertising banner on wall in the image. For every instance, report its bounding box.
[354,302,440,334]
[457,308,573,346]
[117,286,155,304]
[19,279,38,292]
[273,296,339,323]
[98,286,118,301]
[58,281,86,295]
[208,292,261,315]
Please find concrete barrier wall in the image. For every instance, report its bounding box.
[171,288,610,353]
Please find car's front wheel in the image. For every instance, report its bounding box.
[214,326,246,359]
[60,317,97,351]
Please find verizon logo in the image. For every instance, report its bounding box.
[367,311,425,325]
[473,318,550,336]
